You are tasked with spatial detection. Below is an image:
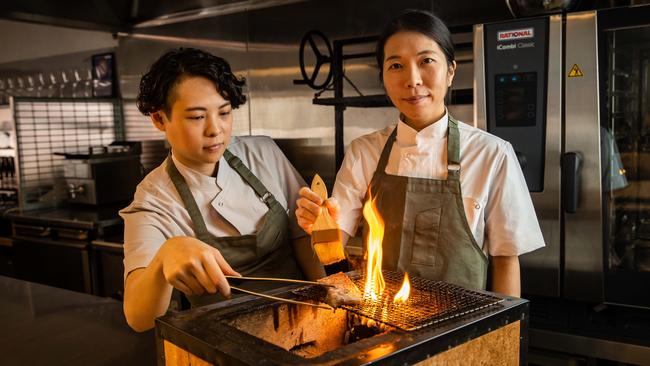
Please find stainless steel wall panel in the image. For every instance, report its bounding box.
[447,104,473,124]
[520,14,564,297]
[244,34,336,186]
[121,101,168,172]
[452,60,474,91]
[343,107,396,146]
[564,11,604,302]
[473,24,486,128]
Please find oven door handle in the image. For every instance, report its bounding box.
[562,152,582,214]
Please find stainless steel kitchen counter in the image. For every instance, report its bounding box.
[5,206,123,230]
[0,275,156,365]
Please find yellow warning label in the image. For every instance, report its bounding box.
[568,64,584,77]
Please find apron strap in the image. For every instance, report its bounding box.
[223,149,277,207]
[166,156,211,239]
[374,128,398,175]
[166,150,278,239]
[447,115,461,177]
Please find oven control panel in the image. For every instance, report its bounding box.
[484,18,548,192]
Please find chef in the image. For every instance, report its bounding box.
[296,10,545,297]
[121,48,323,332]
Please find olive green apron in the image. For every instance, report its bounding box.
[166,150,303,307]
[363,115,488,290]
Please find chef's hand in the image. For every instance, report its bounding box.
[295,187,339,235]
[157,236,240,297]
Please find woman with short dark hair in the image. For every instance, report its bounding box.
[122,48,323,332]
[136,48,247,115]
[296,10,544,296]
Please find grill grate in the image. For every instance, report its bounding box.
[294,270,504,331]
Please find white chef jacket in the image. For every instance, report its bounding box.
[120,135,307,278]
[332,112,545,257]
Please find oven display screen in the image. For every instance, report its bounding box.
[494,72,537,127]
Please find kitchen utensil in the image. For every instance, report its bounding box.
[229,285,333,310]
[310,174,346,265]
[225,275,334,287]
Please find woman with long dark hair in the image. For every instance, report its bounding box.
[296,10,544,296]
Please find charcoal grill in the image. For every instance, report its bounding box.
[155,271,529,366]
[293,270,504,331]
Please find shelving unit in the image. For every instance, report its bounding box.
[298,28,474,169]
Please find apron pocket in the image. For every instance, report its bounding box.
[410,207,442,267]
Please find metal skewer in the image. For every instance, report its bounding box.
[229,285,334,310]
[225,275,335,287]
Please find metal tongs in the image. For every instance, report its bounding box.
[225,275,335,310]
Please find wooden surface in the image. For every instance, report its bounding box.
[163,320,521,365]
[164,340,212,366]
[415,320,521,366]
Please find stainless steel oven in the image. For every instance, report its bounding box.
[12,223,93,294]
[474,5,650,308]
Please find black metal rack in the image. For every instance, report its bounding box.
[297,30,474,169]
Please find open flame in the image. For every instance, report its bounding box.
[393,273,411,304]
[362,192,385,300]
[362,190,411,304]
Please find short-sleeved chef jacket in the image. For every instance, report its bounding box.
[332,112,545,257]
[120,135,307,279]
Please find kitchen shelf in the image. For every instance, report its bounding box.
[313,89,473,109]
[313,94,391,108]
[297,29,474,169]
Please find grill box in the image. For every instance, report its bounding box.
[155,271,529,365]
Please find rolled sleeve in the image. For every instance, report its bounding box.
[120,204,169,280]
[332,141,372,237]
[484,142,545,256]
